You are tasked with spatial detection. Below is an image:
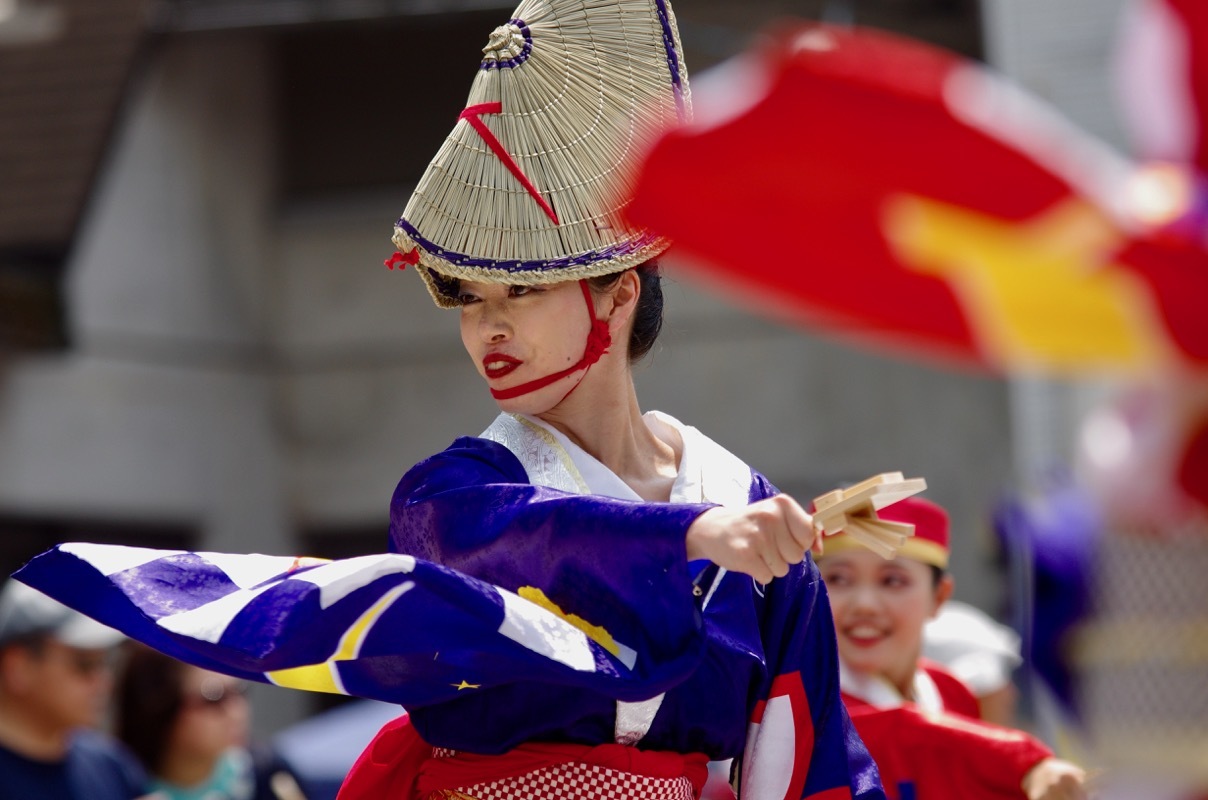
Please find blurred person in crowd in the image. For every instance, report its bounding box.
[818,497,1088,800]
[116,644,307,800]
[924,598,1024,727]
[0,578,148,800]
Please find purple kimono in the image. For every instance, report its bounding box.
[14,411,882,799]
[388,412,882,799]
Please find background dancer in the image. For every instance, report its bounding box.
[818,498,1086,800]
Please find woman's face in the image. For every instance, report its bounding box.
[820,548,951,694]
[458,279,596,414]
[168,667,249,762]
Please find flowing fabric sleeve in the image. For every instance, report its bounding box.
[738,473,886,800]
[13,436,716,709]
[12,540,711,708]
[390,436,720,700]
[846,704,1052,799]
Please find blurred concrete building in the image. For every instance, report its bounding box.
[0,0,1126,733]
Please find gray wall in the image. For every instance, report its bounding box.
[981,0,1132,483]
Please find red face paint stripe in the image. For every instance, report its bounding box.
[460,102,560,225]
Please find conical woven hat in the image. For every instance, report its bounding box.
[393,0,692,307]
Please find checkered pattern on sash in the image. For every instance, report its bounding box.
[428,749,697,800]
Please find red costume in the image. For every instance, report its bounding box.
[831,500,1054,800]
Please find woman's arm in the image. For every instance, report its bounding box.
[721,472,884,800]
[391,437,717,692]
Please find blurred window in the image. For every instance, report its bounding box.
[275,10,507,202]
[0,515,196,579]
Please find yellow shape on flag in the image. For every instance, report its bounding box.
[266,581,413,694]
[452,680,482,691]
[517,586,621,658]
[882,195,1172,372]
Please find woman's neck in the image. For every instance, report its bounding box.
[158,749,223,789]
[535,371,680,501]
[887,657,921,701]
[840,657,918,704]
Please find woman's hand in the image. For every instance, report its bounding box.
[685,495,821,583]
[1021,757,1088,800]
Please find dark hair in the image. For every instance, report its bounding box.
[588,260,664,363]
[115,644,187,773]
[929,565,947,588]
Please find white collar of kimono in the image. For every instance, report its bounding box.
[839,659,944,716]
[481,411,751,508]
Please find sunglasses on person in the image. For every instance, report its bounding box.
[184,677,251,710]
[24,639,117,678]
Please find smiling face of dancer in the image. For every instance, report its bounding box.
[821,549,954,697]
[814,496,956,698]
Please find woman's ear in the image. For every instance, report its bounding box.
[606,270,641,329]
[930,573,955,618]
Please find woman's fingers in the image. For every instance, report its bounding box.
[762,548,791,579]
[749,559,776,585]
[779,495,818,553]
[762,496,813,570]
[686,495,820,583]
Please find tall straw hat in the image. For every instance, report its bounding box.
[391,0,692,307]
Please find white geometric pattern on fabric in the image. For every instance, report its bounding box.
[195,552,301,589]
[156,582,279,644]
[51,543,620,676]
[497,588,598,672]
[60,542,187,576]
[740,693,796,800]
[153,555,420,643]
[292,554,417,609]
[265,580,419,695]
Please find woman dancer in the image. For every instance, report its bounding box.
[18,2,885,798]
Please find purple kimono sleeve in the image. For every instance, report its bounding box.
[389,436,718,700]
[743,472,886,799]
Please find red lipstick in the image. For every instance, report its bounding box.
[482,353,523,379]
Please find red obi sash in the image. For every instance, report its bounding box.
[337,715,709,800]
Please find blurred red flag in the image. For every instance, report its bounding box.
[627,19,1208,375]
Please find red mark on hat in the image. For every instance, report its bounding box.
[385,250,420,271]
[460,102,560,225]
